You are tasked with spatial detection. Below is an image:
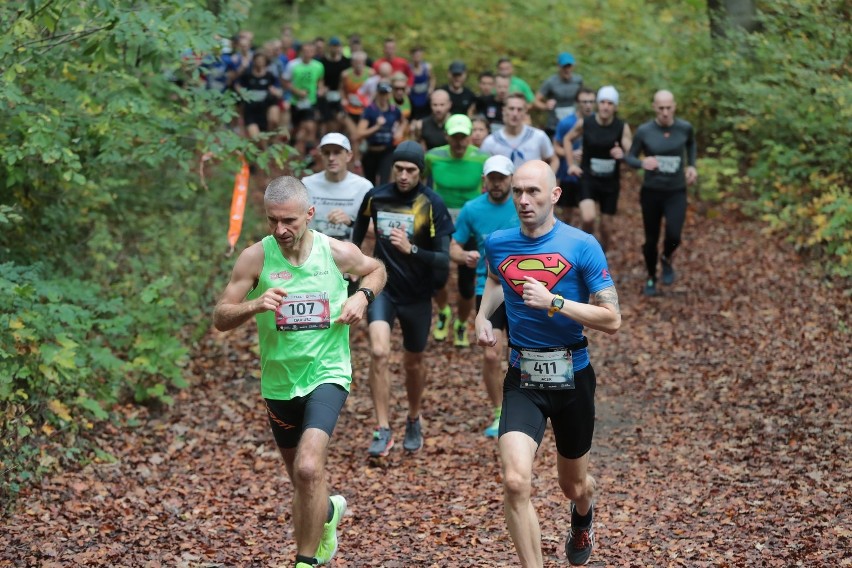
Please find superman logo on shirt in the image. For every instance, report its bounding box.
[498,253,572,295]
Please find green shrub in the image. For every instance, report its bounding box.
[0,0,275,503]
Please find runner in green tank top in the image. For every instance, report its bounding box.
[214,176,386,568]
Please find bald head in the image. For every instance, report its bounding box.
[653,90,677,126]
[653,90,675,105]
[431,89,450,105]
[512,160,560,234]
[516,160,557,189]
[430,89,451,120]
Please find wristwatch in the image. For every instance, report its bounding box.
[410,244,418,255]
[357,287,375,304]
[548,295,564,317]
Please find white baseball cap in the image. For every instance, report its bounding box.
[319,132,351,151]
[483,155,515,176]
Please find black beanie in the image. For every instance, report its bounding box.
[392,140,425,171]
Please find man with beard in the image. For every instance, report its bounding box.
[352,141,454,460]
[450,155,519,437]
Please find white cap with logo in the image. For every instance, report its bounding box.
[483,155,515,176]
[319,132,351,151]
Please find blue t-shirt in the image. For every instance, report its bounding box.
[453,194,520,295]
[484,221,613,371]
[554,113,581,182]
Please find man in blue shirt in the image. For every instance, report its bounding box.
[475,160,621,567]
[450,155,519,437]
[553,87,596,225]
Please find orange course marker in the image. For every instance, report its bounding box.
[226,157,250,256]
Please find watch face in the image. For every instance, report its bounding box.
[553,297,564,309]
[411,245,418,254]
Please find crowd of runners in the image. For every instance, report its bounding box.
[213,27,698,568]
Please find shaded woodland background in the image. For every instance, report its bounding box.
[1,1,850,564]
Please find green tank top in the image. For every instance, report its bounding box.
[248,232,351,399]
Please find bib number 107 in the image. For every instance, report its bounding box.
[285,302,318,316]
[276,293,331,331]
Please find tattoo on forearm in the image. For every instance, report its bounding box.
[595,286,620,315]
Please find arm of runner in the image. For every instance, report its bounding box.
[685,123,698,185]
[350,194,371,248]
[475,270,504,347]
[564,118,584,176]
[520,277,621,334]
[450,238,480,267]
[391,231,450,270]
[213,243,286,331]
[624,130,650,170]
[611,123,633,160]
[357,116,382,139]
[548,153,559,173]
[533,91,552,111]
[329,238,387,324]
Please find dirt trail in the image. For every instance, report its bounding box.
[2,172,849,567]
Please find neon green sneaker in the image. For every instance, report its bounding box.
[453,319,469,347]
[433,305,451,341]
[315,495,347,564]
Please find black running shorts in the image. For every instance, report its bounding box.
[367,293,432,353]
[264,383,348,449]
[500,364,596,459]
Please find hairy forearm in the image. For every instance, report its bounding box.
[213,300,258,332]
[557,286,621,334]
[558,301,621,334]
[357,261,387,296]
[449,241,467,265]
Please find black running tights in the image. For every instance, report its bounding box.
[640,187,687,280]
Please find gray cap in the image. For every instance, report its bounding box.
[392,140,425,171]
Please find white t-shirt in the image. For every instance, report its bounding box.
[303,171,373,241]
[480,125,555,169]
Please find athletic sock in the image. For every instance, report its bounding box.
[572,505,593,527]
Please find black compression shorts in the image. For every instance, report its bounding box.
[367,293,432,353]
[580,183,620,215]
[265,383,348,449]
[499,364,596,459]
